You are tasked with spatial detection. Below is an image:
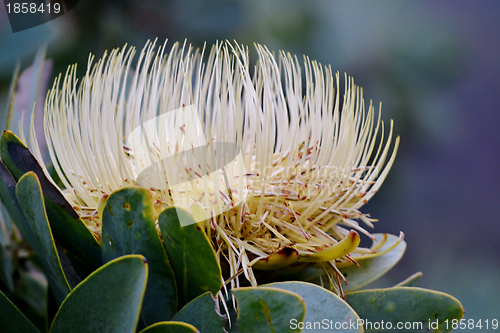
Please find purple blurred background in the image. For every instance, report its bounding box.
[1,0,499,320]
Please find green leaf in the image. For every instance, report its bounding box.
[1,269,47,331]
[341,233,406,292]
[0,289,40,333]
[101,187,177,323]
[0,130,102,271]
[0,201,15,291]
[0,161,30,239]
[232,287,305,333]
[50,255,148,333]
[158,207,222,306]
[138,321,198,333]
[395,272,423,287]
[17,270,48,323]
[0,240,14,291]
[54,243,81,288]
[265,281,362,333]
[172,292,225,332]
[46,286,58,332]
[15,172,71,304]
[0,162,48,302]
[346,287,464,333]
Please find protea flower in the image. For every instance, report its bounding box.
[24,39,399,292]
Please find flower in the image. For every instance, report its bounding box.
[26,40,399,290]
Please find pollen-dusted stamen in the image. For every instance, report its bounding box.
[27,39,399,294]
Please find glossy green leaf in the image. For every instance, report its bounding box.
[47,286,58,332]
[172,292,225,332]
[0,161,31,241]
[265,281,362,333]
[225,297,241,333]
[15,172,71,304]
[0,131,102,270]
[63,251,95,283]
[0,167,24,292]
[158,207,222,306]
[138,321,198,333]
[54,243,81,288]
[50,255,148,333]
[346,287,464,333]
[233,287,305,333]
[101,187,177,323]
[341,233,406,292]
[395,272,423,287]
[0,289,40,333]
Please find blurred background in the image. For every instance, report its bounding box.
[1,0,498,324]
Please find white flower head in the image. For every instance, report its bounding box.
[28,39,399,288]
